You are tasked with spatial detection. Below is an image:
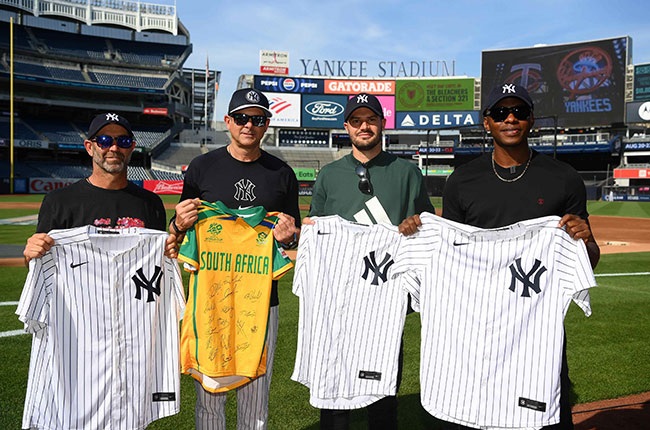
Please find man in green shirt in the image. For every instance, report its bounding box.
[306,93,435,429]
[310,93,434,226]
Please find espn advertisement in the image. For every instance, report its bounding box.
[481,37,629,128]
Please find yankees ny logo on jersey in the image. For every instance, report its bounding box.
[234,179,256,201]
[362,251,394,285]
[132,266,163,302]
[508,258,547,297]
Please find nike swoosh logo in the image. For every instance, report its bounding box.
[453,241,470,246]
[70,262,88,268]
[317,231,331,235]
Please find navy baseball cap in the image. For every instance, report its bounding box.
[483,83,534,115]
[228,88,273,117]
[87,112,134,138]
[344,93,384,121]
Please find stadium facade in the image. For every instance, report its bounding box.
[0,0,218,194]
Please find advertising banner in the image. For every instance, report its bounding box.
[259,50,289,75]
[28,178,77,194]
[481,37,629,128]
[294,168,317,181]
[143,180,184,194]
[301,94,347,128]
[395,111,480,130]
[265,93,302,128]
[254,75,324,93]
[395,78,475,111]
[626,101,650,124]
[634,63,650,101]
[613,168,649,179]
[324,79,395,95]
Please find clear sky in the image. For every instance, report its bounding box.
[174,0,650,119]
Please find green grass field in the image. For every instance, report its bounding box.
[0,195,649,429]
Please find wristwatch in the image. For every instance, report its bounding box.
[280,233,298,250]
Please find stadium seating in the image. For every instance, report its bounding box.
[150,169,184,180]
[0,120,41,140]
[89,71,168,88]
[25,118,83,144]
[30,27,108,61]
[127,166,153,181]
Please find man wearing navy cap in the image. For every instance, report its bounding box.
[23,112,169,263]
[172,88,300,430]
[430,83,600,429]
[305,93,434,429]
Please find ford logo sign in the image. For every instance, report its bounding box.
[305,101,344,117]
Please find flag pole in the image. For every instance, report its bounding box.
[9,17,14,194]
[204,54,209,143]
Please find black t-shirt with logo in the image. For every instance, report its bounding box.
[37,179,167,233]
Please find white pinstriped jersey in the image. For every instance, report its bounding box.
[17,226,185,430]
[393,214,596,429]
[291,215,408,409]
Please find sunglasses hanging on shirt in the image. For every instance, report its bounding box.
[355,164,373,195]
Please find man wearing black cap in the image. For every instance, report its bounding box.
[23,112,169,263]
[431,83,600,429]
[172,88,300,430]
[305,93,434,429]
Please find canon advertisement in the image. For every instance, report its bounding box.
[482,37,629,128]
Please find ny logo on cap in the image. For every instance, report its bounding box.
[246,90,260,103]
[357,94,369,104]
[502,84,517,94]
[106,113,120,121]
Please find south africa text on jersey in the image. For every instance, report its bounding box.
[200,251,270,275]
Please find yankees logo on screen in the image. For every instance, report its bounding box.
[234,178,256,201]
[132,266,163,302]
[362,251,394,285]
[508,258,547,297]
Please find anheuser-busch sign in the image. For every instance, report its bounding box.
[29,178,76,193]
[143,180,184,194]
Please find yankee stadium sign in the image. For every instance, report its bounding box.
[299,59,457,78]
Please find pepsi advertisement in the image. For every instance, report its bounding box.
[254,75,324,93]
[481,37,630,128]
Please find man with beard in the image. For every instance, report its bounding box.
[305,93,434,429]
[23,112,170,263]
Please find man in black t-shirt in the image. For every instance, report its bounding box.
[172,88,300,430]
[402,84,600,430]
[23,113,171,264]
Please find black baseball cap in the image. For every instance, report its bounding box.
[228,88,273,117]
[344,93,384,121]
[483,83,534,115]
[87,112,134,139]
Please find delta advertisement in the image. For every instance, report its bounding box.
[481,37,629,128]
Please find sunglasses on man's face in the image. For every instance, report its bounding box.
[355,164,373,195]
[486,105,531,122]
[230,113,267,127]
[93,135,134,149]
